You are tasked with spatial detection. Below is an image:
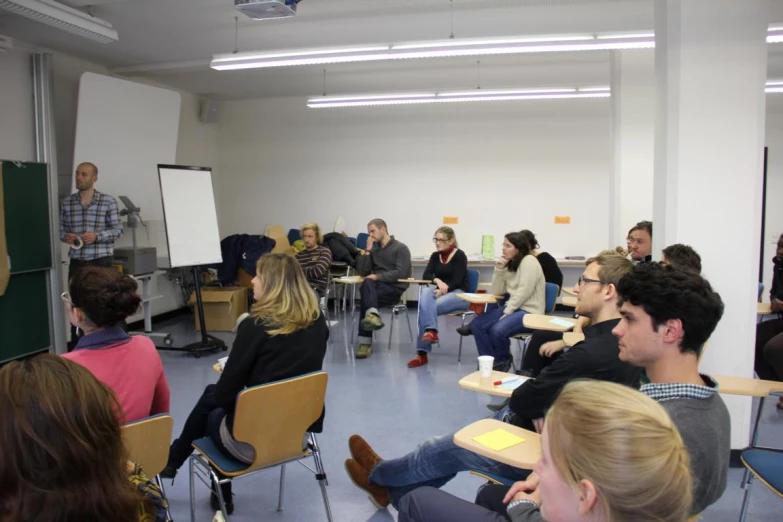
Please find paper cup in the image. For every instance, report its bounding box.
[478,355,494,377]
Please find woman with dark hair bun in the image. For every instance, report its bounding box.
[62,266,170,423]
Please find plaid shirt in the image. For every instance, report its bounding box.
[640,374,718,402]
[60,190,123,261]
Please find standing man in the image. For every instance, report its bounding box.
[60,162,123,350]
[354,219,411,360]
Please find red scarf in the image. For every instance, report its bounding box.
[439,246,456,264]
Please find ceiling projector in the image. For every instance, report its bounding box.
[235,0,298,20]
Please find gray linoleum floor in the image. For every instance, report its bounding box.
[150,306,782,522]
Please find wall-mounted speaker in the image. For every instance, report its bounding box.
[199,98,221,123]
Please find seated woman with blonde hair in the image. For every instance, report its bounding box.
[397,379,693,522]
[161,253,329,513]
[0,354,167,522]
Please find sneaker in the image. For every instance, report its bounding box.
[348,434,384,471]
[407,353,429,368]
[456,325,472,336]
[361,313,385,331]
[493,358,512,373]
[486,398,510,412]
[356,344,373,359]
[419,330,439,344]
[344,458,390,509]
[159,465,177,480]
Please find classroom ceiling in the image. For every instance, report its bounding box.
[2,0,783,100]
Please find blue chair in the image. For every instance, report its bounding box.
[759,282,765,302]
[513,282,561,366]
[447,269,480,363]
[356,232,369,251]
[188,372,332,521]
[287,228,301,245]
[738,448,783,521]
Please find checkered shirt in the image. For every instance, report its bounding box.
[59,190,123,260]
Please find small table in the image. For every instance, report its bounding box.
[333,275,364,314]
[457,292,502,314]
[128,271,172,347]
[758,302,772,315]
[458,370,525,398]
[562,331,585,347]
[453,418,541,469]
[523,314,577,332]
[478,282,493,288]
[561,296,577,308]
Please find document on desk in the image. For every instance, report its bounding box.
[473,429,525,452]
[549,318,575,328]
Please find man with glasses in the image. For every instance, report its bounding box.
[627,220,653,263]
[343,254,641,509]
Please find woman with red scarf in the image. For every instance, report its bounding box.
[408,226,469,368]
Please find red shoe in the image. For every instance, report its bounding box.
[420,330,439,344]
[407,353,429,368]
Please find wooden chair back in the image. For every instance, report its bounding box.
[121,414,174,477]
[233,372,328,471]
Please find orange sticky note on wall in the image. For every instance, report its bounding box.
[443,216,459,225]
[554,216,571,224]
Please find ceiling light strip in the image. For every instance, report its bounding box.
[0,0,118,43]
[212,26,783,71]
[307,88,612,109]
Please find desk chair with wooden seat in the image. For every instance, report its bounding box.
[512,282,560,365]
[739,448,783,521]
[122,414,174,521]
[188,372,332,522]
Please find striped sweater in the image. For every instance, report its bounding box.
[295,245,332,293]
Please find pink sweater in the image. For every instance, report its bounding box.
[63,335,170,423]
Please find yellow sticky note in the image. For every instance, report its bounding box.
[554,216,571,224]
[443,216,459,224]
[472,429,525,451]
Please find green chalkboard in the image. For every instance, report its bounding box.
[2,161,52,273]
[0,271,50,363]
[0,160,52,363]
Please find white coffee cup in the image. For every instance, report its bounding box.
[478,355,494,378]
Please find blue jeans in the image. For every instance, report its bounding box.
[416,287,469,352]
[368,407,531,507]
[470,306,529,362]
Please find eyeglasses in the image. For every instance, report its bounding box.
[577,276,605,287]
[61,292,72,306]
[627,237,647,245]
[432,238,449,244]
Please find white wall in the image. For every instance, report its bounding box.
[763,106,783,296]
[0,41,219,327]
[215,96,612,259]
[610,49,655,246]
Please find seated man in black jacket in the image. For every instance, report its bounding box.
[343,254,641,509]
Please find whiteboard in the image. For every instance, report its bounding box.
[73,73,181,222]
[158,165,222,268]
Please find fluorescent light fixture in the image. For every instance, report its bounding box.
[212,32,654,71]
[307,86,611,109]
[213,25,783,71]
[0,0,118,43]
[766,80,783,87]
[767,87,783,93]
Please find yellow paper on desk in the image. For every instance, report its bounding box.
[473,429,525,451]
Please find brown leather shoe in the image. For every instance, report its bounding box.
[349,434,383,471]
[344,458,390,509]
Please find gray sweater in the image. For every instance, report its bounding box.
[355,236,412,289]
[508,393,731,521]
